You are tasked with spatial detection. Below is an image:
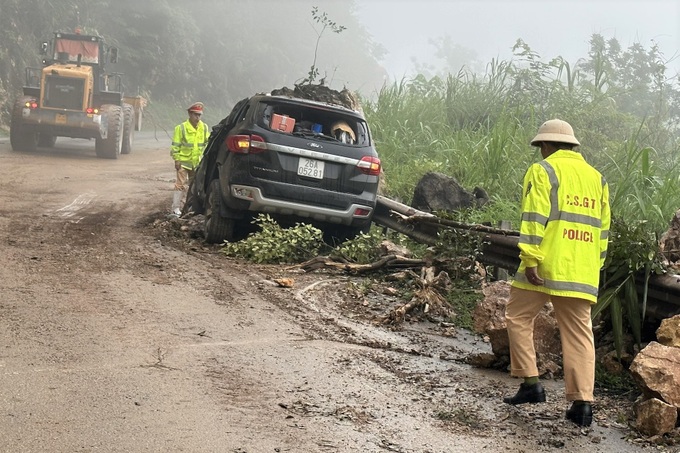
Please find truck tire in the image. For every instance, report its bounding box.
[121,104,134,154]
[204,179,235,244]
[95,104,124,159]
[10,97,38,152]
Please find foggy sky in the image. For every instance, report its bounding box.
[356,0,680,77]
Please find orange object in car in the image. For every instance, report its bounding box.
[270,114,295,133]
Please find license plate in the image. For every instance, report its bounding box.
[55,113,67,124]
[298,157,325,179]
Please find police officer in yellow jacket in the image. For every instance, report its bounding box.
[502,119,610,427]
[170,102,210,216]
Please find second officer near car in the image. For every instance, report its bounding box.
[170,102,210,216]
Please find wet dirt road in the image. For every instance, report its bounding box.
[0,132,659,452]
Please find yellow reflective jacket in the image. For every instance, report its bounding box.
[512,150,611,303]
[171,120,210,170]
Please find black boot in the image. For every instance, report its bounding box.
[566,401,592,427]
[503,382,546,405]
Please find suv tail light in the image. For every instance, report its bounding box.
[353,207,372,217]
[357,156,381,176]
[226,134,266,154]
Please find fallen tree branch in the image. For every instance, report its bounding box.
[372,213,438,245]
[299,254,425,274]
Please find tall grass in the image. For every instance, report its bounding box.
[364,70,680,237]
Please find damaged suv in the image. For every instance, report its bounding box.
[188,91,382,243]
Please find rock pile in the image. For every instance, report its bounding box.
[630,314,680,436]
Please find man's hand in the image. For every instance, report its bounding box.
[525,266,544,286]
[174,160,181,171]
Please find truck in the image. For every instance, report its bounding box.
[10,30,145,159]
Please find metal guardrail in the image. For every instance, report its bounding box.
[373,196,680,322]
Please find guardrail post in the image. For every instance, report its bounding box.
[492,220,512,281]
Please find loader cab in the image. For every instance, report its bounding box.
[43,32,117,68]
[50,33,102,65]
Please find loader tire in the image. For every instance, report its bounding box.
[95,104,124,159]
[121,103,134,155]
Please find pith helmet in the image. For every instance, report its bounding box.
[330,120,356,143]
[530,119,580,146]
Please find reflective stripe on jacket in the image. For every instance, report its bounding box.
[171,120,209,170]
[511,150,611,303]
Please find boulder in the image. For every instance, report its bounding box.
[473,281,511,356]
[656,314,680,348]
[629,341,680,407]
[411,172,489,213]
[473,281,562,374]
[634,397,678,436]
[465,352,498,368]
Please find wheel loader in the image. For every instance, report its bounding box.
[10,29,145,159]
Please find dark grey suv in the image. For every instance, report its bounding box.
[188,93,382,243]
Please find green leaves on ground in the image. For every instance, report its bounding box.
[220,214,324,264]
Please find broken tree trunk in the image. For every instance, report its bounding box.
[379,267,452,324]
[300,254,425,274]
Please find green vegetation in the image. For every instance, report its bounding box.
[303,6,347,86]
[594,217,666,355]
[333,227,427,263]
[221,214,325,264]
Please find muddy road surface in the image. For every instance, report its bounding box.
[0,132,666,452]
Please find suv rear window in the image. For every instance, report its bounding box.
[256,101,371,146]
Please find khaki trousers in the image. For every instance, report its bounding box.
[506,286,595,402]
[174,167,195,192]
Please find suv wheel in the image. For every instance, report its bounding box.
[204,179,235,243]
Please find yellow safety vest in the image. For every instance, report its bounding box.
[171,120,209,170]
[512,150,611,303]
